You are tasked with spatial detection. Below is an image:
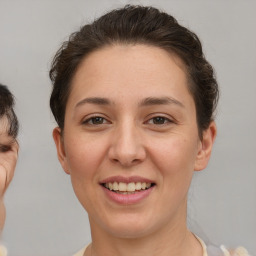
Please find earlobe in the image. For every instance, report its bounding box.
[52,127,70,175]
[194,121,217,171]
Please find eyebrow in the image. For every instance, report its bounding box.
[139,97,184,108]
[75,97,112,108]
[75,96,184,108]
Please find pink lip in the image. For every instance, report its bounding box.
[101,185,154,205]
[100,175,154,184]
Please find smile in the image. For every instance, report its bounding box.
[100,176,156,204]
[102,182,154,194]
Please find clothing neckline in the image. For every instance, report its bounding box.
[195,236,208,256]
[74,236,209,256]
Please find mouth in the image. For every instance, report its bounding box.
[101,182,156,194]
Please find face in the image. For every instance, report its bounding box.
[53,44,216,239]
[0,117,18,230]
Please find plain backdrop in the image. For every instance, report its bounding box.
[0,0,255,255]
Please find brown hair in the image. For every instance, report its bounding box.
[0,83,19,138]
[49,5,219,138]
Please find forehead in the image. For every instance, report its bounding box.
[69,44,191,104]
[75,44,187,80]
[0,116,13,144]
[0,116,9,132]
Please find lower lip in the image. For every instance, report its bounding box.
[102,186,154,205]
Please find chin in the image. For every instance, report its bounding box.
[98,213,160,239]
[107,224,153,239]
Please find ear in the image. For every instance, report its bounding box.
[52,127,70,175]
[194,121,217,171]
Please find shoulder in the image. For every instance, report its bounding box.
[220,245,251,256]
[206,244,251,256]
[197,236,251,256]
[73,245,88,256]
[0,245,7,256]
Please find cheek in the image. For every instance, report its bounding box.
[64,134,109,182]
[63,136,106,209]
[150,135,198,191]
[153,135,198,168]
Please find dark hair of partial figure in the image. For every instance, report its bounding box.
[0,83,19,138]
[49,5,219,138]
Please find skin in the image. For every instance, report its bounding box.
[0,117,18,230]
[53,44,216,256]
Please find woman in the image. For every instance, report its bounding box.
[0,83,19,256]
[49,5,250,256]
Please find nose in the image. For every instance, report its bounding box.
[108,122,146,167]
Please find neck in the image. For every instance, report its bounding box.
[86,208,202,256]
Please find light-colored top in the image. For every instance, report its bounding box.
[0,245,7,256]
[73,238,250,256]
[74,246,87,256]
[196,237,250,256]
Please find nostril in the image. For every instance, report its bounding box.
[131,158,141,163]
[111,157,141,167]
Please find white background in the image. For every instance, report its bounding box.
[0,0,255,255]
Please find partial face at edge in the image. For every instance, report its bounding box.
[53,44,216,238]
[0,116,19,230]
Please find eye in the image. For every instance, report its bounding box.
[82,116,109,125]
[0,144,11,153]
[147,116,172,125]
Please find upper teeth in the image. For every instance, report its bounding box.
[104,182,151,192]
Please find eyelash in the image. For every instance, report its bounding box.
[82,116,110,125]
[82,115,173,127]
[146,116,173,125]
[0,144,11,153]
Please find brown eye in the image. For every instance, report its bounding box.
[83,116,108,125]
[148,116,171,125]
[90,117,104,124]
[0,144,11,153]
[153,117,166,124]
